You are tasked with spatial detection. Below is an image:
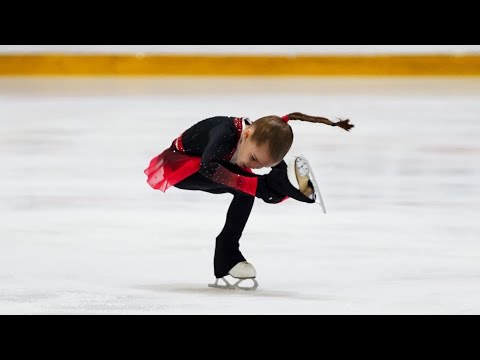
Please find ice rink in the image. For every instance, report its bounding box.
[1,77,479,314]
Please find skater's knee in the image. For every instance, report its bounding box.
[233,192,255,203]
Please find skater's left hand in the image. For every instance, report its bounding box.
[262,165,315,204]
[256,176,288,204]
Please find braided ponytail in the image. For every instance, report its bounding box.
[283,112,354,132]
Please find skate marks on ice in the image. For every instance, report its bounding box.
[0,289,157,314]
[0,290,59,304]
[133,284,335,301]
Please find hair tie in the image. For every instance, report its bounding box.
[281,115,289,123]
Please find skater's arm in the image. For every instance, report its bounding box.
[199,126,312,204]
[199,125,260,197]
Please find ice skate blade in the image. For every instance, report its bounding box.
[208,277,259,291]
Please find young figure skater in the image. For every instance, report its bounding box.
[144,112,353,289]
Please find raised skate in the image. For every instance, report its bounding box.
[208,261,259,290]
[287,154,327,213]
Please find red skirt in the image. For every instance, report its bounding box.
[144,147,201,193]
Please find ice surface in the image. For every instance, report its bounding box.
[0,77,479,314]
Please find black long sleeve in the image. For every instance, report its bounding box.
[181,117,260,196]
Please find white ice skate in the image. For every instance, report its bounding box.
[208,261,259,290]
[287,155,327,213]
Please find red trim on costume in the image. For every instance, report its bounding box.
[174,133,185,152]
[225,117,244,161]
[209,166,258,197]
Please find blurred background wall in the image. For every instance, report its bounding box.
[1,45,479,76]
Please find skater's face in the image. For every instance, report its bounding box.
[236,127,279,169]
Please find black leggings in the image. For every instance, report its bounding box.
[174,172,255,278]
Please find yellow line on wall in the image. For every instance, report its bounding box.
[0,54,480,76]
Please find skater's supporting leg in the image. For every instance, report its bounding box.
[175,172,256,278]
[214,193,255,278]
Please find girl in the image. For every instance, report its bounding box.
[144,112,353,290]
